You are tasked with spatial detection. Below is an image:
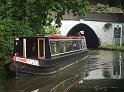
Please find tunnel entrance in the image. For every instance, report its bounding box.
[67,23,100,48]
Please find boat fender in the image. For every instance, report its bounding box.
[9,63,17,72]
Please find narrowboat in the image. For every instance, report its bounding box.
[4,34,88,77]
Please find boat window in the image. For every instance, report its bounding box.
[38,39,45,59]
[65,41,73,52]
[60,41,65,53]
[14,38,23,56]
[79,40,83,49]
[50,41,57,55]
[56,41,61,53]
[51,40,67,55]
[26,38,38,58]
[72,40,80,50]
[50,38,84,55]
[81,39,86,49]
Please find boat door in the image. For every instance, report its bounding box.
[38,38,45,59]
[26,38,38,58]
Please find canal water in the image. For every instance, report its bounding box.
[0,50,124,92]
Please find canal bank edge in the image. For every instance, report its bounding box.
[99,45,124,52]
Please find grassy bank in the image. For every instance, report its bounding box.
[99,45,124,52]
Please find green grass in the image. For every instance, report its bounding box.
[99,45,124,52]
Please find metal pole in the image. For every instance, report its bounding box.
[119,24,122,47]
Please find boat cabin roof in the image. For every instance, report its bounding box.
[47,34,84,39]
[15,34,85,39]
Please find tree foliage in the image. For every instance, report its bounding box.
[0,0,89,61]
[5,0,89,29]
[90,0,124,8]
[90,3,123,13]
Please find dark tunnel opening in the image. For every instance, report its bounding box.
[67,23,100,48]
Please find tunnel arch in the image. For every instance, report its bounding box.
[67,23,100,48]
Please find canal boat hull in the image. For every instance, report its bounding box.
[4,49,88,77]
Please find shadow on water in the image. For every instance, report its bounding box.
[1,50,124,92]
[68,50,124,92]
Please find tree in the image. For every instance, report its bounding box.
[5,0,89,31]
[0,0,89,61]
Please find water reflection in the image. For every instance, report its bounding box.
[83,50,124,80]
[1,50,124,92]
[68,50,124,92]
[112,52,124,79]
[0,56,89,92]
